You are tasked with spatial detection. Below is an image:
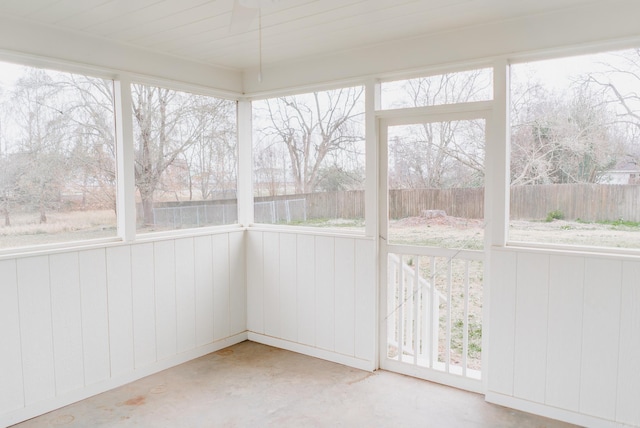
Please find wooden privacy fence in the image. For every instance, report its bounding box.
[284,184,640,222]
[510,184,640,222]
[154,183,640,223]
[389,188,484,219]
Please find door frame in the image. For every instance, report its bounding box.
[377,103,493,393]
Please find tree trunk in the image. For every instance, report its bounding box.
[141,192,155,226]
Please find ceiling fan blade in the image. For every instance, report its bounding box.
[229,0,259,34]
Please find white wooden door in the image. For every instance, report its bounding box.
[379,109,489,393]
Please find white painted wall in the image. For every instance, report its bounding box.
[0,231,247,427]
[487,247,640,428]
[246,230,377,371]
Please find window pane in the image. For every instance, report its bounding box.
[510,48,640,249]
[132,84,237,233]
[381,68,493,110]
[0,63,116,249]
[252,86,365,230]
[388,120,485,250]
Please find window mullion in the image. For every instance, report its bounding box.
[487,59,510,248]
[114,77,136,242]
[237,99,254,227]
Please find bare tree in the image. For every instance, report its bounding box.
[582,48,640,168]
[132,84,237,225]
[184,96,236,201]
[0,151,20,226]
[61,75,117,211]
[388,70,489,189]
[10,69,70,223]
[511,71,624,185]
[256,86,365,194]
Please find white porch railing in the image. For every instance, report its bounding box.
[387,247,483,381]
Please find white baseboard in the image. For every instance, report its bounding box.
[1,332,247,428]
[248,332,375,372]
[485,391,625,428]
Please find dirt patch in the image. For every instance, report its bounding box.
[215,349,235,357]
[123,396,146,406]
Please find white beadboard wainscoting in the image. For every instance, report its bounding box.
[246,230,377,371]
[487,247,640,428]
[0,230,247,427]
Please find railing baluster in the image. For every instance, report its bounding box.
[405,261,413,358]
[387,254,396,359]
[413,257,419,365]
[398,254,404,361]
[429,256,436,369]
[421,256,429,366]
[445,257,452,374]
[463,259,470,377]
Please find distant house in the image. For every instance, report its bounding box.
[598,169,640,184]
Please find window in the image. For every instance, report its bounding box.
[132,84,237,233]
[509,48,640,249]
[381,68,493,110]
[252,86,365,229]
[0,62,117,249]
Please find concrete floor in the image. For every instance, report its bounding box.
[13,341,578,428]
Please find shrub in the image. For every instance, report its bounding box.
[545,209,564,222]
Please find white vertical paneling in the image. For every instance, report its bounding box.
[154,240,177,360]
[130,243,156,367]
[49,252,84,394]
[487,250,517,395]
[315,236,335,351]
[279,233,297,342]
[17,256,55,404]
[78,249,110,385]
[194,236,214,345]
[212,234,230,341]
[229,231,247,335]
[106,246,134,377]
[175,238,196,352]
[247,231,264,333]
[263,232,281,338]
[334,238,355,356]
[513,252,549,403]
[0,259,24,413]
[545,255,584,411]
[580,258,621,420]
[617,260,640,426]
[297,234,316,346]
[354,239,375,361]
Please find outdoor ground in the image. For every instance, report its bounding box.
[3,209,639,251]
[390,215,640,250]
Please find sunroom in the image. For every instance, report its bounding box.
[1,1,639,427]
